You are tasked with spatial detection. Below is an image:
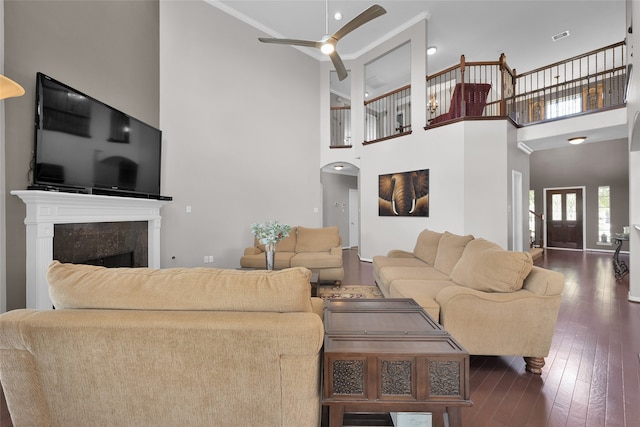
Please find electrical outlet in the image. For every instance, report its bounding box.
[208,255,214,263]
[203,255,208,263]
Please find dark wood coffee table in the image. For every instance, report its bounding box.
[322,299,472,427]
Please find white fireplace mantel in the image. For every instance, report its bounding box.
[12,190,172,309]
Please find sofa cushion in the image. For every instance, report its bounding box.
[378,266,451,288]
[372,255,429,277]
[449,238,533,292]
[412,229,443,265]
[256,226,297,252]
[47,261,313,313]
[290,252,342,269]
[295,226,340,252]
[433,231,474,274]
[389,279,457,321]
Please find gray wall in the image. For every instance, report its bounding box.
[158,1,322,270]
[530,138,629,251]
[3,0,159,310]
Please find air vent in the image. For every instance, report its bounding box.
[552,30,570,42]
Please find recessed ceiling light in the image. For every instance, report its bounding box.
[568,136,586,145]
[334,12,342,21]
[427,46,437,55]
[334,165,344,171]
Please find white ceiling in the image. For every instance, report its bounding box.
[210,0,626,76]
[208,0,628,154]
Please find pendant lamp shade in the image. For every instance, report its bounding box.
[0,74,25,100]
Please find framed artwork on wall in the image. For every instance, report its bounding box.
[378,169,429,216]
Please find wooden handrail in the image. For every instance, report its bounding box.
[364,84,411,105]
[516,41,625,78]
[514,65,627,100]
[427,55,507,80]
[529,210,543,221]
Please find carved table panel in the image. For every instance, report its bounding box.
[322,299,472,427]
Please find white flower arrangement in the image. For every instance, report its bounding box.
[250,220,292,250]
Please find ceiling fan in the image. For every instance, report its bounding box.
[258,2,387,81]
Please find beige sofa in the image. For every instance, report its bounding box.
[373,229,564,374]
[240,226,344,284]
[0,262,324,427]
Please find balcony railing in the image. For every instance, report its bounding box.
[364,84,412,144]
[328,42,625,148]
[330,106,352,147]
[425,54,514,127]
[512,41,626,125]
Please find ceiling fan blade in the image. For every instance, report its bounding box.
[258,37,320,48]
[332,4,386,42]
[329,51,348,81]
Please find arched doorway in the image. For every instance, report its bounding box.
[320,162,360,249]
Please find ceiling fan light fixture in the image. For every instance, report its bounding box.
[321,42,335,55]
[568,136,586,145]
[257,4,385,81]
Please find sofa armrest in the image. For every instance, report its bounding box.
[437,285,541,306]
[244,247,262,256]
[386,249,415,258]
[311,297,324,320]
[329,246,342,256]
[436,285,562,357]
[522,266,564,296]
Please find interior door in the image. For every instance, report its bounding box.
[546,188,583,249]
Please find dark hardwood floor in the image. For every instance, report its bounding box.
[341,248,639,427]
[2,248,637,427]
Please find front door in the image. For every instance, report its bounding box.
[546,188,583,249]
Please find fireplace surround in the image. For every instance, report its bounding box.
[12,190,171,309]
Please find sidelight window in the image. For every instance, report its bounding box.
[552,194,563,220]
[529,190,536,245]
[598,186,611,244]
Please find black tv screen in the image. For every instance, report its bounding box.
[33,72,166,199]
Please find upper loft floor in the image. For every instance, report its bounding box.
[330,41,627,147]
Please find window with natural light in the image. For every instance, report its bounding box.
[546,96,582,119]
[529,190,536,246]
[598,186,611,244]
[552,194,563,220]
[566,193,577,221]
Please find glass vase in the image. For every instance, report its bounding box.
[265,243,276,270]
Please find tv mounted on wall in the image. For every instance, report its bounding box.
[31,72,171,200]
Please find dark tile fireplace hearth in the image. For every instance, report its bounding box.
[53,221,148,268]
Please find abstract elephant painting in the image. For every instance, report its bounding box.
[378,169,429,216]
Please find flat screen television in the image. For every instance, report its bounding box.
[32,72,170,200]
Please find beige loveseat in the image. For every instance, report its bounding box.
[373,229,564,374]
[0,262,324,427]
[240,226,344,284]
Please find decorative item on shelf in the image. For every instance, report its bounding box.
[250,220,291,270]
[427,94,439,114]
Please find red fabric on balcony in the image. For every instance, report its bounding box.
[430,83,492,124]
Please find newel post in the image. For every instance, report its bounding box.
[460,55,466,117]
